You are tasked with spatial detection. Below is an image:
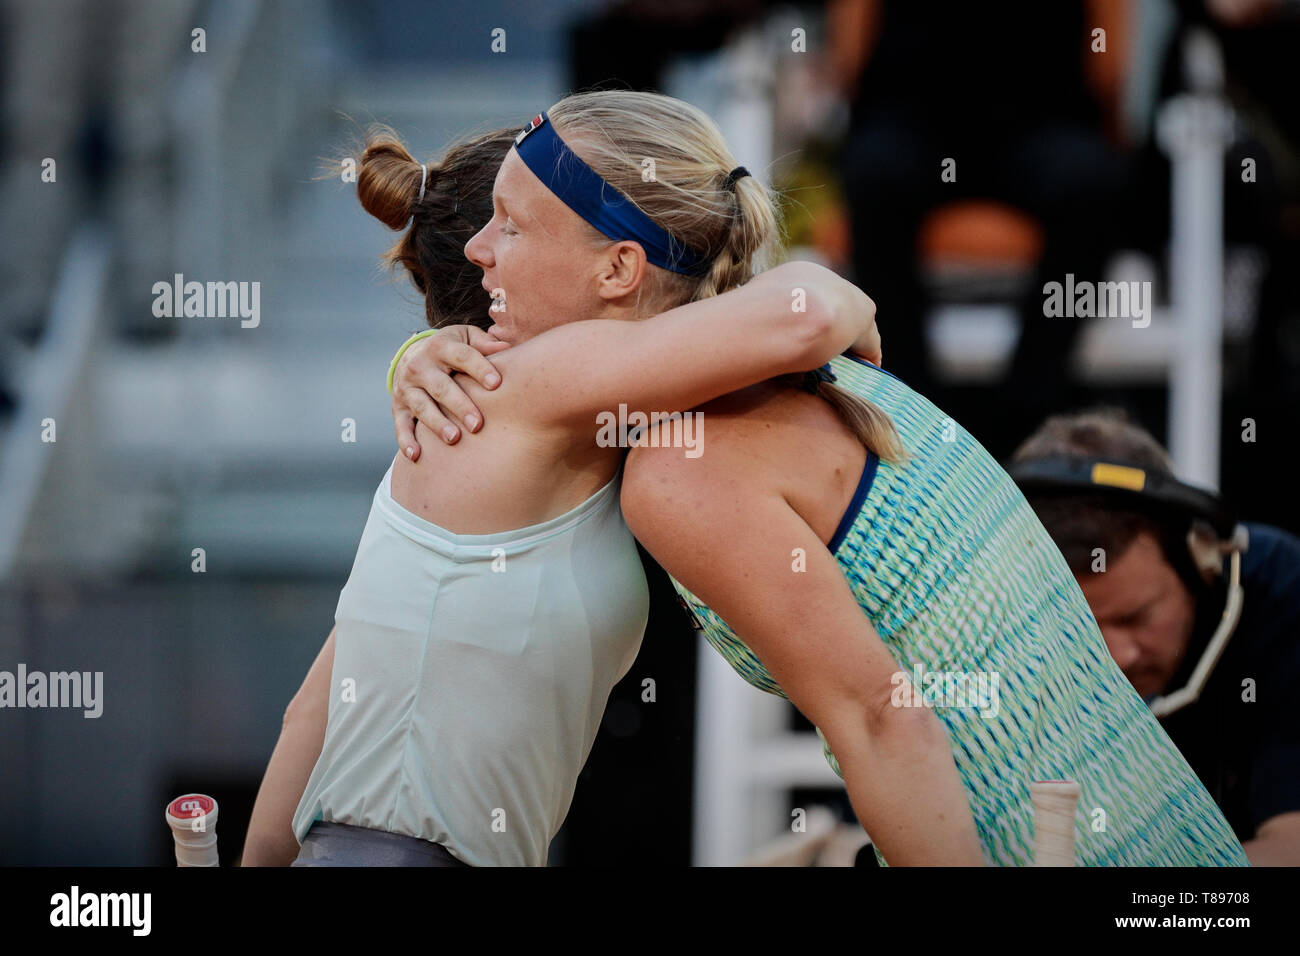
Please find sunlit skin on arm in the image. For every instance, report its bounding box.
[620,422,986,866]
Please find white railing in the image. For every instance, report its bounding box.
[0,226,111,582]
[1158,28,1233,489]
[168,0,266,326]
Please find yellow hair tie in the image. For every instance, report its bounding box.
[386,328,440,395]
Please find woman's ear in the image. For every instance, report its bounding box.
[595,240,648,303]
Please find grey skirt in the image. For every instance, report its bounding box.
[292,821,471,867]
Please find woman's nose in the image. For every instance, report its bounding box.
[465,224,492,269]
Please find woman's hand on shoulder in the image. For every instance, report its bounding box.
[392,325,511,461]
[849,318,882,367]
[758,261,880,367]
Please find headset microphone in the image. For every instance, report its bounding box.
[1008,456,1249,718]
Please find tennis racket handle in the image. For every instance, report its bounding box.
[1030,780,1080,867]
[165,794,219,867]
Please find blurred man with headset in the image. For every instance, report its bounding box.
[1010,408,1300,865]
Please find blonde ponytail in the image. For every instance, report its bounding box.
[814,381,908,464]
[547,89,906,464]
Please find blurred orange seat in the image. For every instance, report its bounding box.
[918,200,1044,268]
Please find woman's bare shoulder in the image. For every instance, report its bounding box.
[627,382,850,476]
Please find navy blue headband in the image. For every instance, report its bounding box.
[513,112,713,277]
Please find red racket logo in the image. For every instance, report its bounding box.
[167,794,214,818]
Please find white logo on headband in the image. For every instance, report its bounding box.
[515,113,545,145]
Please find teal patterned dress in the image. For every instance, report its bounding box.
[671,353,1249,867]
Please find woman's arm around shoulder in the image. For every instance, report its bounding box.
[494,261,877,430]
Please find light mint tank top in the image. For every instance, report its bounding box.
[293,460,649,865]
